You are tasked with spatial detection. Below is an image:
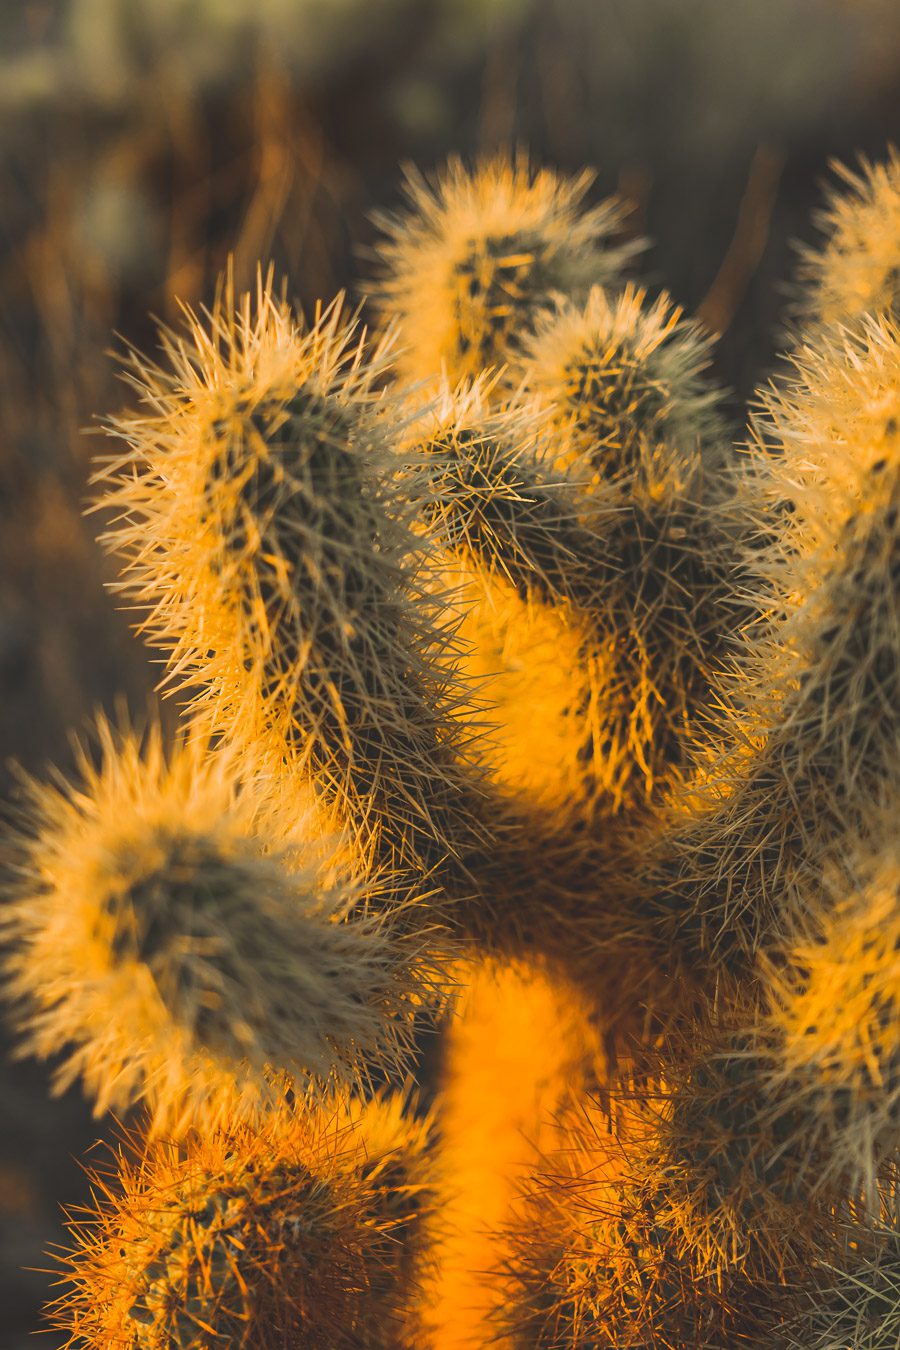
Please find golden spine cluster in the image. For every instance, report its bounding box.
[2,149,899,1347]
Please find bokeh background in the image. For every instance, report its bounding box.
[0,1,898,1342]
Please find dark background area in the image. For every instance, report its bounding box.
[0,1,898,1342]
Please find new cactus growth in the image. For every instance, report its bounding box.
[4,148,900,1347]
[512,282,744,812]
[515,283,727,482]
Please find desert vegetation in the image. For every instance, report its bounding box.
[0,141,897,1346]
[1,3,900,1347]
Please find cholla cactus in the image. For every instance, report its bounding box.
[755,310,900,555]
[5,147,900,1347]
[651,313,900,981]
[373,155,641,388]
[764,833,900,1199]
[402,303,743,823]
[777,1181,900,1350]
[51,1087,431,1349]
[2,719,435,1132]
[515,283,727,482]
[511,281,742,812]
[797,147,900,330]
[497,1090,798,1350]
[97,275,487,890]
[403,382,617,823]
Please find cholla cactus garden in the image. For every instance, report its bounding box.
[2,149,899,1346]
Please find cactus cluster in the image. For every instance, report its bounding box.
[3,148,900,1346]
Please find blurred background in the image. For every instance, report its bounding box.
[0,0,898,1342]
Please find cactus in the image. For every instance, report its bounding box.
[400,297,744,822]
[509,281,744,813]
[775,1183,900,1350]
[796,147,900,330]
[403,383,619,823]
[50,1087,431,1349]
[5,148,900,1346]
[1,719,437,1132]
[632,312,900,997]
[97,275,488,894]
[514,283,727,483]
[373,155,641,389]
[497,1088,800,1350]
[763,831,900,1199]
